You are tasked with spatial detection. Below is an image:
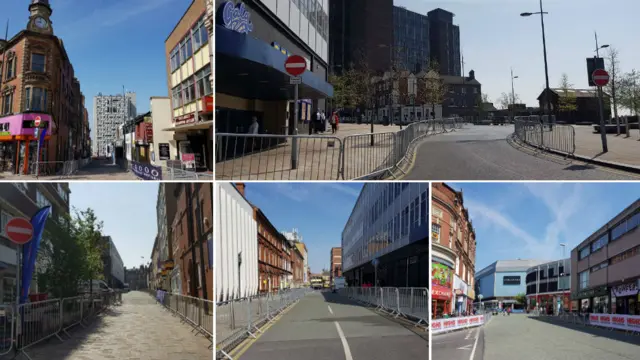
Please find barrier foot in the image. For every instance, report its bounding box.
[55,333,64,342]
[20,350,34,360]
[218,349,234,360]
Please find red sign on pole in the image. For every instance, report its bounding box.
[285,55,307,76]
[592,69,610,87]
[5,217,33,245]
[34,116,41,128]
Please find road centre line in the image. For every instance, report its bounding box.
[334,321,353,360]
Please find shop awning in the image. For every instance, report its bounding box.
[216,25,333,101]
[163,120,213,132]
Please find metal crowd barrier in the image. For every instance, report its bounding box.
[156,166,214,180]
[27,158,92,179]
[216,288,311,360]
[514,116,575,156]
[160,293,214,341]
[216,117,464,180]
[339,287,429,329]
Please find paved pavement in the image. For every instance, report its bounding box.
[573,125,640,166]
[0,159,138,181]
[235,291,427,360]
[432,326,484,360]
[403,125,640,180]
[482,314,640,360]
[22,291,211,360]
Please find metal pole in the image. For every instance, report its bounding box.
[539,0,551,118]
[35,128,40,178]
[291,82,299,169]
[595,32,608,152]
[511,68,516,120]
[15,245,21,347]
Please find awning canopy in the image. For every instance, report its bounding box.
[163,120,213,132]
[216,25,333,101]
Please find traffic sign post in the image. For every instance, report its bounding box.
[592,69,610,153]
[285,55,307,170]
[5,217,33,333]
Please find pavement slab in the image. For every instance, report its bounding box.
[237,291,427,360]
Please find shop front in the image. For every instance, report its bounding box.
[432,260,454,318]
[454,275,470,315]
[215,2,333,137]
[611,280,640,315]
[0,113,53,174]
[572,285,609,313]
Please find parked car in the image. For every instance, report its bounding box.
[123,283,130,293]
[78,280,113,296]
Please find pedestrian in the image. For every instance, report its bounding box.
[314,109,322,134]
[321,110,327,132]
[248,116,259,134]
[330,111,338,134]
[507,307,511,316]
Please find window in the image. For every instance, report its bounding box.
[578,246,590,260]
[13,182,27,194]
[31,53,46,72]
[6,58,15,79]
[180,39,188,64]
[420,191,427,225]
[36,190,52,209]
[1,211,10,237]
[195,67,213,97]
[432,223,441,243]
[25,87,48,111]
[590,261,608,272]
[2,93,12,115]
[591,234,608,252]
[612,221,627,241]
[172,85,182,109]
[185,37,193,59]
[170,46,180,72]
[579,270,589,290]
[183,78,195,103]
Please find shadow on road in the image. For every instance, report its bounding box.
[528,316,640,347]
[563,164,597,171]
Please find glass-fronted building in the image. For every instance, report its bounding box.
[342,183,429,288]
[525,259,571,314]
[393,6,430,73]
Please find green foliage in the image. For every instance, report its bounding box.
[36,208,106,298]
[515,293,527,305]
[418,60,446,116]
[618,70,640,115]
[557,73,577,113]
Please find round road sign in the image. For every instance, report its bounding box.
[34,116,41,127]
[285,55,307,77]
[5,217,33,245]
[592,69,610,87]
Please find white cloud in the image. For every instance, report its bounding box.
[322,183,361,197]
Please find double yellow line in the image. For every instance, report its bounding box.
[227,300,301,359]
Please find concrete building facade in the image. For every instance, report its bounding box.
[149,97,178,168]
[100,236,124,289]
[571,198,640,315]
[157,183,179,292]
[431,183,476,317]
[475,260,547,312]
[93,92,136,157]
[526,259,572,314]
[427,8,461,77]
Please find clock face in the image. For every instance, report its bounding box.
[34,17,48,29]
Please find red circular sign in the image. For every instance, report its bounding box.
[285,55,307,76]
[592,69,610,87]
[5,217,33,245]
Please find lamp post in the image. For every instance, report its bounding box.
[594,32,609,152]
[521,1,551,118]
[511,68,519,120]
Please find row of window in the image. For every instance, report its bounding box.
[291,0,329,42]
[170,16,209,73]
[1,87,49,115]
[578,210,640,260]
[0,53,47,81]
[171,66,212,109]
[525,266,568,283]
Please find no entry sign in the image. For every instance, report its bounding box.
[5,217,33,245]
[592,69,610,87]
[285,55,307,77]
[34,116,41,127]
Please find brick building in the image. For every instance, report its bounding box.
[255,207,292,293]
[431,183,476,317]
[330,247,342,283]
[0,0,89,174]
[172,183,213,301]
[291,244,304,287]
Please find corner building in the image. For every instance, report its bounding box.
[571,199,640,315]
[342,183,429,288]
[431,183,476,317]
[215,0,333,136]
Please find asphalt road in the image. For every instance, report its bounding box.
[237,291,428,360]
[432,326,484,360]
[482,315,640,360]
[403,125,640,180]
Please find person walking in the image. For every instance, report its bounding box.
[321,110,327,132]
[330,111,338,134]
[248,116,259,134]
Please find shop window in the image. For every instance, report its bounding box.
[31,53,46,72]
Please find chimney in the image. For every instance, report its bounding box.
[468,70,475,80]
[235,183,246,196]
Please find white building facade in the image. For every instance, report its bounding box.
[93,92,136,157]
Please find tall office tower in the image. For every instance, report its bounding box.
[93,92,136,156]
[393,6,430,73]
[427,8,461,76]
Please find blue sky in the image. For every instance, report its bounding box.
[2,0,193,128]
[68,182,159,269]
[243,182,364,273]
[449,182,640,272]
[395,0,639,108]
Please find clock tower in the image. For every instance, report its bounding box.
[27,0,54,35]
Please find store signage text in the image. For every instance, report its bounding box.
[219,1,253,34]
[432,315,484,334]
[589,313,640,332]
[503,276,521,285]
[612,282,638,297]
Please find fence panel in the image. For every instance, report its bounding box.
[0,305,13,355]
[60,296,83,335]
[216,134,343,180]
[514,119,575,155]
[163,293,214,338]
[342,132,399,179]
[18,299,63,352]
[340,287,429,328]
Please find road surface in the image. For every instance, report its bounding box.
[23,291,211,360]
[403,125,639,180]
[235,291,427,360]
[432,326,484,360]
[435,314,640,360]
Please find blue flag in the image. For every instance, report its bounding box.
[38,127,47,156]
[21,206,51,304]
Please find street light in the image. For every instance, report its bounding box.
[511,68,519,119]
[520,1,551,118]
[594,31,609,152]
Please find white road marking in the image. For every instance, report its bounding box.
[328,305,334,315]
[469,327,481,360]
[334,322,353,360]
[465,330,473,340]
[457,344,472,350]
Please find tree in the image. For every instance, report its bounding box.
[619,70,640,117]
[605,47,622,134]
[36,208,106,299]
[556,73,577,121]
[481,93,490,103]
[418,60,446,121]
[497,92,520,110]
[515,293,527,307]
[328,72,351,110]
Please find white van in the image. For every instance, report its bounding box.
[332,277,346,293]
[78,280,113,295]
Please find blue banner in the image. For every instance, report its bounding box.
[131,161,162,181]
[38,127,47,150]
[21,206,51,304]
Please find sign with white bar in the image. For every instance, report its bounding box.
[290,77,302,84]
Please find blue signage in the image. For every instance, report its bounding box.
[218,1,253,34]
[131,161,163,180]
